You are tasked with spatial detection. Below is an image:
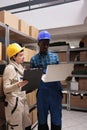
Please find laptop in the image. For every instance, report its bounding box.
[41,63,74,82]
[22,68,43,93]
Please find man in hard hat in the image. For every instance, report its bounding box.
[30,31,62,130]
[3,43,31,130]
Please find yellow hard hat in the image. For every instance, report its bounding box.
[7,43,24,58]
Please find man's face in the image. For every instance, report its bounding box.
[38,39,49,54]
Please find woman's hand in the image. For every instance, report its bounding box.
[18,80,28,88]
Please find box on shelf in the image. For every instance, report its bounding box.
[0,10,19,30]
[26,90,37,106]
[29,26,39,39]
[70,95,87,108]
[80,51,87,61]
[79,78,87,91]
[62,93,67,104]
[58,52,67,62]
[24,48,37,62]
[18,19,30,36]
[32,108,37,125]
[29,108,37,125]
[29,111,33,125]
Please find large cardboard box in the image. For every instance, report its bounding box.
[18,19,30,35]
[29,26,39,39]
[0,10,19,30]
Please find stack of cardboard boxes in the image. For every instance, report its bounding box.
[0,10,39,39]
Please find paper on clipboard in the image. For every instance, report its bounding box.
[41,63,74,82]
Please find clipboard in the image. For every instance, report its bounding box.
[41,63,74,82]
[22,68,43,93]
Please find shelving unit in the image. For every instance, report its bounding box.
[67,47,87,111]
[0,21,37,129]
[49,44,87,111]
[0,22,7,130]
[7,26,37,44]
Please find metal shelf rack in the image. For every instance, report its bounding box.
[49,44,87,111]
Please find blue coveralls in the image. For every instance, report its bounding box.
[30,51,62,129]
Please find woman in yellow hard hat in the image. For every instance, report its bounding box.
[3,43,31,130]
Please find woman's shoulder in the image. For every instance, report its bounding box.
[4,64,15,72]
[3,64,16,77]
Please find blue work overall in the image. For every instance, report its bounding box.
[37,80,62,129]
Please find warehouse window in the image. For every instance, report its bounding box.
[0,0,80,14]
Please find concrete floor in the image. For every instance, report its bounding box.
[33,109,87,130]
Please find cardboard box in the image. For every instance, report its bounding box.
[79,78,87,90]
[32,108,37,125]
[24,48,37,62]
[80,51,87,61]
[26,90,37,106]
[70,95,87,108]
[62,93,67,104]
[58,52,67,62]
[18,19,30,35]
[29,112,33,125]
[0,10,19,30]
[29,26,39,39]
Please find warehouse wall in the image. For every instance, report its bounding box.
[16,0,87,29]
